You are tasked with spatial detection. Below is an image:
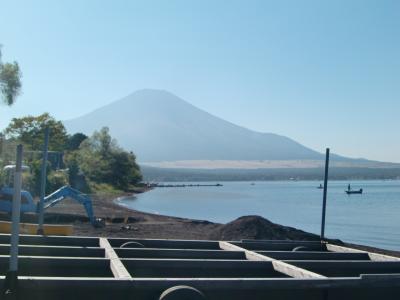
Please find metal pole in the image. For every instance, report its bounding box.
[37,127,50,235]
[320,148,330,241]
[3,144,23,298]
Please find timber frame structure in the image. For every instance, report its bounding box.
[0,234,399,299]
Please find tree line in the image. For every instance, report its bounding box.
[0,113,142,195]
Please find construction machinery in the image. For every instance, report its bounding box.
[0,165,104,228]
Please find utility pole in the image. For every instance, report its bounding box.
[37,127,50,235]
[320,148,330,241]
[3,144,23,299]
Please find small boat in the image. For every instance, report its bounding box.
[317,184,324,189]
[345,188,363,195]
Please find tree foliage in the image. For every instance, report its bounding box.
[66,133,87,150]
[2,114,142,193]
[76,127,142,189]
[0,46,22,106]
[4,113,68,151]
[23,159,68,196]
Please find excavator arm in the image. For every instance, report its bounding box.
[42,186,103,227]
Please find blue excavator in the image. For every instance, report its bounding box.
[0,165,104,227]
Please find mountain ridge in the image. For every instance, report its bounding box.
[63,89,369,164]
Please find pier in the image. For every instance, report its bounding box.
[152,183,223,188]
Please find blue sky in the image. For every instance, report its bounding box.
[1,0,399,162]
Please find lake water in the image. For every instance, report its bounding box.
[117,180,400,251]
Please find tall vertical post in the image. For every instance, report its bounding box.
[37,127,50,235]
[320,148,330,241]
[3,144,23,298]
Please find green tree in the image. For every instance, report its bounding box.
[77,127,142,190]
[66,133,88,150]
[64,150,89,191]
[24,159,68,196]
[4,113,68,151]
[109,151,142,189]
[77,127,114,182]
[23,159,43,195]
[0,46,22,105]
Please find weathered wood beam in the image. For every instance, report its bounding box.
[0,244,104,257]
[257,251,369,260]
[233,241,324,251]
[219,241,326,279]
[326,243,400,262]
[0,233,99,247]
[107,237,219,249]
[241,239,322,244]
[116,248,245,259]
[99,238,131,279]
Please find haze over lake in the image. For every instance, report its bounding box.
[118,180,400,251]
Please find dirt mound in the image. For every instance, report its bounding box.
[209,215,320,241]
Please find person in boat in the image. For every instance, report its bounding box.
[348,183,351,191]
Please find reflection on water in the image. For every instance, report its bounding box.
[118,180,400,250]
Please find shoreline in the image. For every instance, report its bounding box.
[1,187,399,257]
[112,203,400,257]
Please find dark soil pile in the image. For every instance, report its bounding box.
[209,215,320,241]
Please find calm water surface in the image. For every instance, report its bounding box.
[117,180,400,250]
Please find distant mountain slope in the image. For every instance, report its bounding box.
[63,89,334,162]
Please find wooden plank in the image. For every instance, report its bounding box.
[0,244,104,257]
[0,233,99,247]
[107,237,220,249]
[257,251,369,260]
[285,260,400,277]
[9,276,400,288]
[116,248,245,259]
[121,258,281,278]
[4,276,400,300]
[361,274,400,280]
[326,243,400,262]
[241,239,322,244]
[233,241,324,251]
[99,238,131,279]
[0,256,112,277]
[219,241,326,279]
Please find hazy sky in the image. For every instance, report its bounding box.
[1,0,399,162]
